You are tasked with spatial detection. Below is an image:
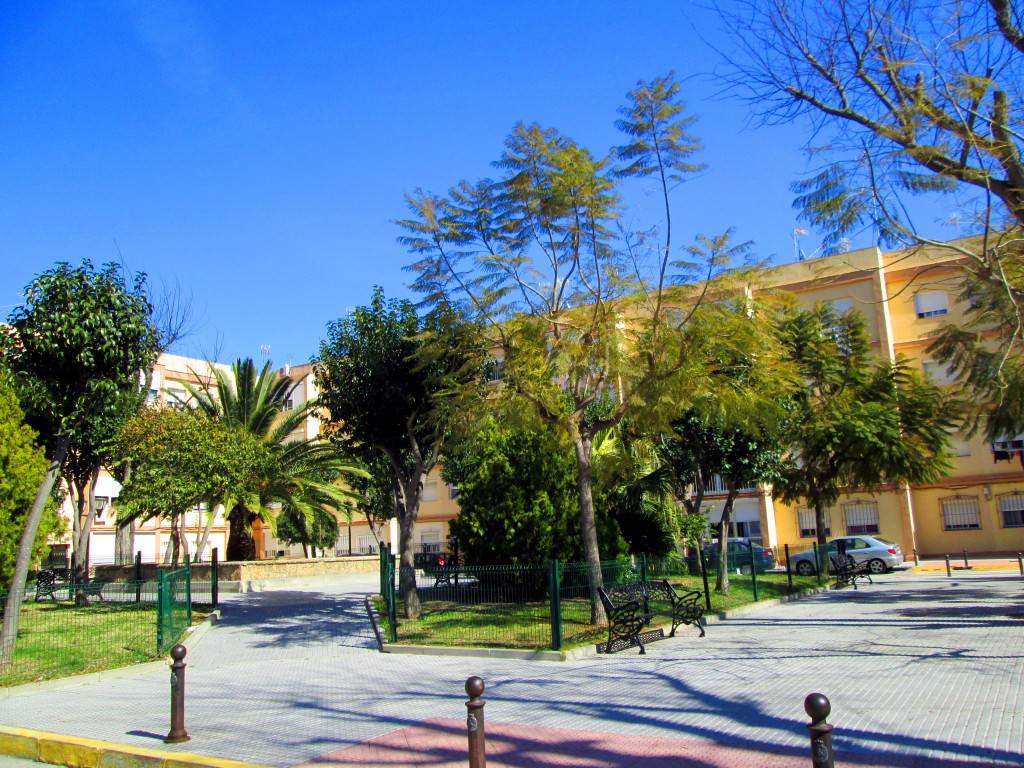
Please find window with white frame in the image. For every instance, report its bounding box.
[947,431,971,457]
[797,508,831,538]
[923,361,957,385]
[843,500,880,534]
[914,290,949,318]
[998,492,1024,528]
[282,398,294,411]
[419,528,442,553]
[940,495,981,530]
[449,485,460,499]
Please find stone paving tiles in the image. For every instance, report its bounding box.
[0,570,1020,767]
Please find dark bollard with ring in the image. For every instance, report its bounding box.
[805,692,835,768]
[465,676,486,768]
[165,644,190,744]
[962,548,969,569]
[945,555,951,577]
[1018,553,1023,576]
[912,547,919,566]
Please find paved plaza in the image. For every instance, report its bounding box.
[0,569,1021,767]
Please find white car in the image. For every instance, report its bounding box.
[789,536,904,576]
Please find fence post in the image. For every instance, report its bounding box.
[465,677,486,768]
[699,549,711,612]
[785,544,792,591]
[805,693,835,767]
[164,644,190,744]
[813,542,822,585]
[748,545,758,602]
[185,557,192,628]
[548,560,562,651]
[157,570,167,654]
[211,547,219,608]
[135,551,142,604]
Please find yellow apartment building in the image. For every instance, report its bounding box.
[72,237,1024,567]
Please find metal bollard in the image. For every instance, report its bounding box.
[466,676,486,768]
[164,644,190,744]
[912,548,919,566]
[1018,553,1023,576]
[945,555,951,577]
[963,548,969,569]
[805,692,835,768]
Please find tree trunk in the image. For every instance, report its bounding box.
[226,506,257,561]
[194,503,216,562]
[169,514,181,568]
[398,474,421,620]
[72,465,101,605]
[573,430,606,625]
[114,519,135,566]
[0,433,69,664]
[714,485,740,594]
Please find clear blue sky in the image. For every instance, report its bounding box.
[0,1,959,366]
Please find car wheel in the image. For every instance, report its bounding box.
[795,560,814,576]
[868,558,888,574]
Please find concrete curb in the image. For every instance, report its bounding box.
[368,584,832,661]
[0,611,221,700]
[0,726,271,768]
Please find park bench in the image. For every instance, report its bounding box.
[597,579,706,654]
[34,569,68,601]
[424,565,459,588]
[830,554,873,590]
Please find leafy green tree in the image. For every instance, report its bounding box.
[275,506,340,558]
[115,408,276,566]
[399,74,758,619]
[0,261,160,662]
[445,419,602,566]
[718,0,1024,437]
[775,304,959,547]
[0,374,64,587]
[316,287,485,618]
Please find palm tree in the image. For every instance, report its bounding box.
[181,358,361,560]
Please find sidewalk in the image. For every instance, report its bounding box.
[1,570,1021,767]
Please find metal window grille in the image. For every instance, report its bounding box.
[797,508,831,538]
[843,501,880,534]
[998,493,1024,528]
[700,474,759,495]
[940,496,981,530]
[357,534,376,554]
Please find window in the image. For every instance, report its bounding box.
[830,298,853,315]
[422,481,439,502]
[282,398,294,411]
[148,388,160,403]
[449,485,460,499]
[843,501,880,534]
[798,508,831,538]
[947,431,971,457]
[93,496,110,520]
[486,359,505,383]
[914,290,949,318]
[998,493,1024,528]
[420,529,442,553]
[941,496,981,530]
[167,388,188,409]
[923,361,956,385]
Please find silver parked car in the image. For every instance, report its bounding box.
[789,536,904,576]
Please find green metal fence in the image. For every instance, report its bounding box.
[1,564,212,687]
[380,548,825,652]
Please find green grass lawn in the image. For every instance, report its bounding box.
[1,600,208,687]
[378,572,822,651]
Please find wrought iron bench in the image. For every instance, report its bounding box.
[597,579,706,654]
[830,554,873,590]
[35,569,68,601]
[424,565,459,588]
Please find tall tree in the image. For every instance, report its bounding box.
[718,0,1024,436]
[774,304,959,547]
[398,75,757,619]
[0,261,160,662]
[316,287,485,619]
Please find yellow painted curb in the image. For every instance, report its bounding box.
[0,726,271,768]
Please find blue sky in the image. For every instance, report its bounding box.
[0,1,959,365]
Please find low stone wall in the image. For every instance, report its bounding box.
[94,555,378,588]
